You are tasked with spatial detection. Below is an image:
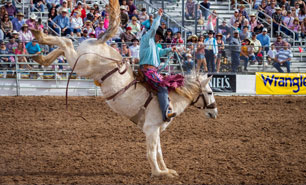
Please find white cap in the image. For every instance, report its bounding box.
[120,5,126,10]
[186,53,192,58]
[263,28,267,32]
[61,8,68,12]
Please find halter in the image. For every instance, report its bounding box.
[190,77,216,110]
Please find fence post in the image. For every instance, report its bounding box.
[195,3,198,35]
[15,56,20,96]
[162,0,164,10]
[182,0,185,28]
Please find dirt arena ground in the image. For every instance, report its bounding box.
[0,96,305,184]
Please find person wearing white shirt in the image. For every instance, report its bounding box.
[129,38,140,63]
[267,44,277,64]
[70,11,83,37]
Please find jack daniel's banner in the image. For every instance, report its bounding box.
[208,74,236,93]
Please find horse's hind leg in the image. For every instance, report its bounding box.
[32,48,64,67]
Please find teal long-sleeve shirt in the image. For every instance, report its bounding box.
[139,15,172,68]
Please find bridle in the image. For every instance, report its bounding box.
[190,77,217,110]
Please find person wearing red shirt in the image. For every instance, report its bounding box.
[71,1,86,21]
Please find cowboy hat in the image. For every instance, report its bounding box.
[30,13,37,20]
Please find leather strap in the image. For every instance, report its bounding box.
[106,79,137,101]
[101,63,128,83]
[144,93,153,108]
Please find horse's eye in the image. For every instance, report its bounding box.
[207,92,212,95]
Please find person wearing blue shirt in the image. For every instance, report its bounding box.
[256,28,270,54]
[12,12,25,32]
[52,8,72,36]
[26,40,41,55]
[139,8,177,122]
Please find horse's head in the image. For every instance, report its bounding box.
[191,74,218,119]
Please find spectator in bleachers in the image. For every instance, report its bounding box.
[121,0,129,13]
[26,39,41,56]
[71,1,86,21]
[26,13,37,30]
[279,0,291,11]
[239,5,249,20]
[265,1,276,17]
[253,0,264,9]
[83,20,94,35]
[110,41,120,53]
[127,16,141,35]
[120,42,131,62]
[95,20,105,38]
[258,1,267,19]
[250,32,262,64]
[4,0,16,20]
[216,33,225,72]
[240,39,250,71]
[48,7,57,25]
[129,38,139,64]
[273,42,292,73]
[142,14,153,30]
[253,20,264,34]
[292,3,300,17]
[86,6,95,22]
[12,12,25,32]
[204,30,218,72]
[172,31,184,45]
[274,34,290,51]
[187,34,198,44]
[93,2,100,11]
[160,22,168,36]
[129,9,139,20]
[198,35,205,42]
[46,0,60,11]
[127,0,136,16]
[230,9,239,26]
[164,28,173,44]
[183,53,194,74]
[281,4,288,17]
[256,28,270,53]
[231,20,241,37]
[200,0,210,20]
[289,18,301,40]
[15,41,30,69]
[240,25,251,41]
[70,11,83,37]
[30,0,45,13]
[6,36,17,53]
[0,40,11,69]
[19,24,33,43]
[230,30,241,72]
[267,43,277,64]
[101,4,109,17]
[185,0,196,20]
[120,5,129,28]
[282,10,294,35]
[138,8,149,23]
[249,13,257,32]
[206,10,217,31]
[1,13,13,38]
[0,6,8,21]
[89,32,95,38]
[272,6,283,36]
[52,8,72,36]
[218,20,231,43]
[104,13,110,29]
[120,26,136,43]
[78,29,88,43]
[58,0,71,14]
[91,13,100,28]
[298,8,306,22]
[36,18,44,31]
[195,41,207,72]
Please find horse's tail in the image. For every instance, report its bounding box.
[98,0,120,43]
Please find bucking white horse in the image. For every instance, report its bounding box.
[30,0,218,177]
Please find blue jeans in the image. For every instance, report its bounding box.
[273,61,290,73]
[240,56,248,69]
[203,9,210,20]
[31,3,45,12]
[231,51,240,73]
[205,50,216,72]
[54,27,72,36]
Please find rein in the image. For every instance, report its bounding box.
[190,77,216,110]
[65,53,123,109]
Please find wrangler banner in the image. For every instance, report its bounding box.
[256,72,306,95]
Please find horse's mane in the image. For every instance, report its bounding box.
[175,76,201,100]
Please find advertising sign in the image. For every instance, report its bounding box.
[256,72,306,95]
[209,74,236,93]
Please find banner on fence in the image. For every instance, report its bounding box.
[208,73,236,93]
[256,72,306,95]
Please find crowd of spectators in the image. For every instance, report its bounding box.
[0,0,304,75]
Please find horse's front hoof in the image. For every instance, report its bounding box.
[168,169,179,177]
